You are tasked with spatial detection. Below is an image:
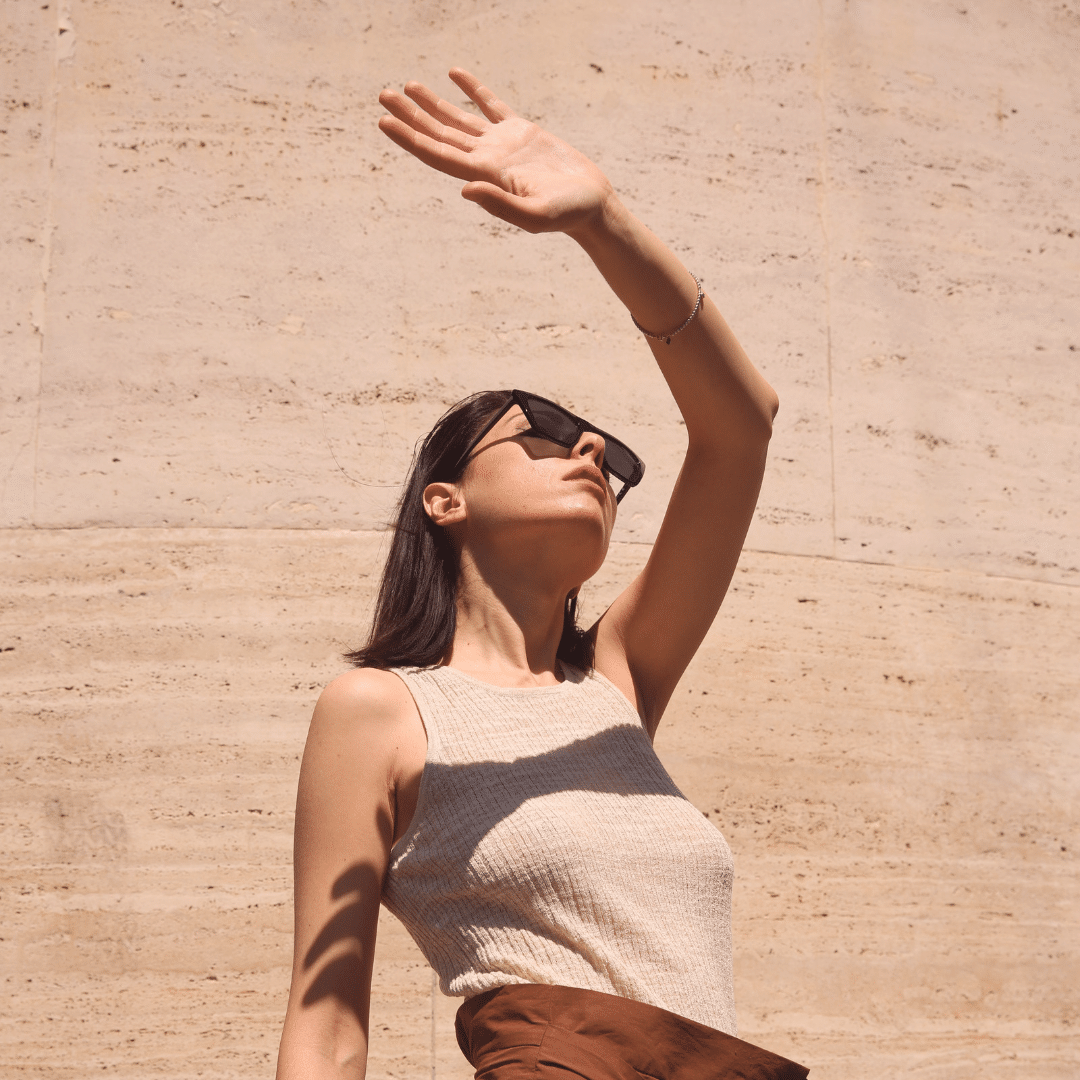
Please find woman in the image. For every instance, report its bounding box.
[276,69,806,1080]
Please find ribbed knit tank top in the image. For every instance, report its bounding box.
[382,663,736,1035]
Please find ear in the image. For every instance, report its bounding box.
[423,481,466,528]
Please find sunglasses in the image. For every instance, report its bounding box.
[459,390,645,503]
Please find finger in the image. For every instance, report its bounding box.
[461,181,548,234]
[448,68,514,124]
[401,81,486,136]
[378,115,478,182]
[379,88,478,152]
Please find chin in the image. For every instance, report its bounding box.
[557,494,613,535]
[483,489,613,569]
[558,505,612,571]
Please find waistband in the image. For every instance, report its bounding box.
[455,983,809,1080]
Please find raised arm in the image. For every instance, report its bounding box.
[575,208,778,737]
[378,70,778,735]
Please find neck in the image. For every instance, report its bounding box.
[446,548,572,687]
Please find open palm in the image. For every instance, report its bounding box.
[377,68,613,236]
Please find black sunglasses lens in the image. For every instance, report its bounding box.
[524,398,581,446]
[600,441,637,483]
[520,393,641,488]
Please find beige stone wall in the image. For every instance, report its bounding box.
[1,1,1076,1077]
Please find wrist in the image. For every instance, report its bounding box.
[566,188,630,251]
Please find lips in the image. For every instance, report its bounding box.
[566,465,609,494]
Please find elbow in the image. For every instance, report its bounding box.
[746,384,779,444]
[685,381,778,454]
[760,384,779,437]
[738,373,779,444]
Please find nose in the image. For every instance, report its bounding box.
[572,428,606,471]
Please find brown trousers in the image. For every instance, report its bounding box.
[455,984,809,1080]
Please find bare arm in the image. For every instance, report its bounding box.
[276,669,412,1080]
[378,70,778,735]
[575,209,777,737]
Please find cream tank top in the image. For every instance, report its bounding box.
[381,662,737,1035]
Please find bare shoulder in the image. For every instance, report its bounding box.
[304,668,426,830]
[295,668,426,860]
[303,667,423,788]
[314,666,418,729]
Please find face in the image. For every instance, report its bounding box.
[439,405,617,578]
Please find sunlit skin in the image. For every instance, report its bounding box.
[427,406,617,682]
[276,68,779,1080]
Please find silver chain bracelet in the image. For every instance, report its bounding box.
[631,272,704,345]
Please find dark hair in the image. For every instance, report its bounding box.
[344,390,595,672]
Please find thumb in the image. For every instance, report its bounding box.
[460,181,545,234]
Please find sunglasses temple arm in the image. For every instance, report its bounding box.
[455,401,514,473]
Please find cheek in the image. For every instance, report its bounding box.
[463,446,541,512]
[464,443,613,526]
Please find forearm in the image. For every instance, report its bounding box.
[569,195,779,450]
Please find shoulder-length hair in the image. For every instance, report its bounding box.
[345,390,594,672]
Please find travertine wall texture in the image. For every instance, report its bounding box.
[2,1,1077,1077]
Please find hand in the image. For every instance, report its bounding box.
[377,68,614,237]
